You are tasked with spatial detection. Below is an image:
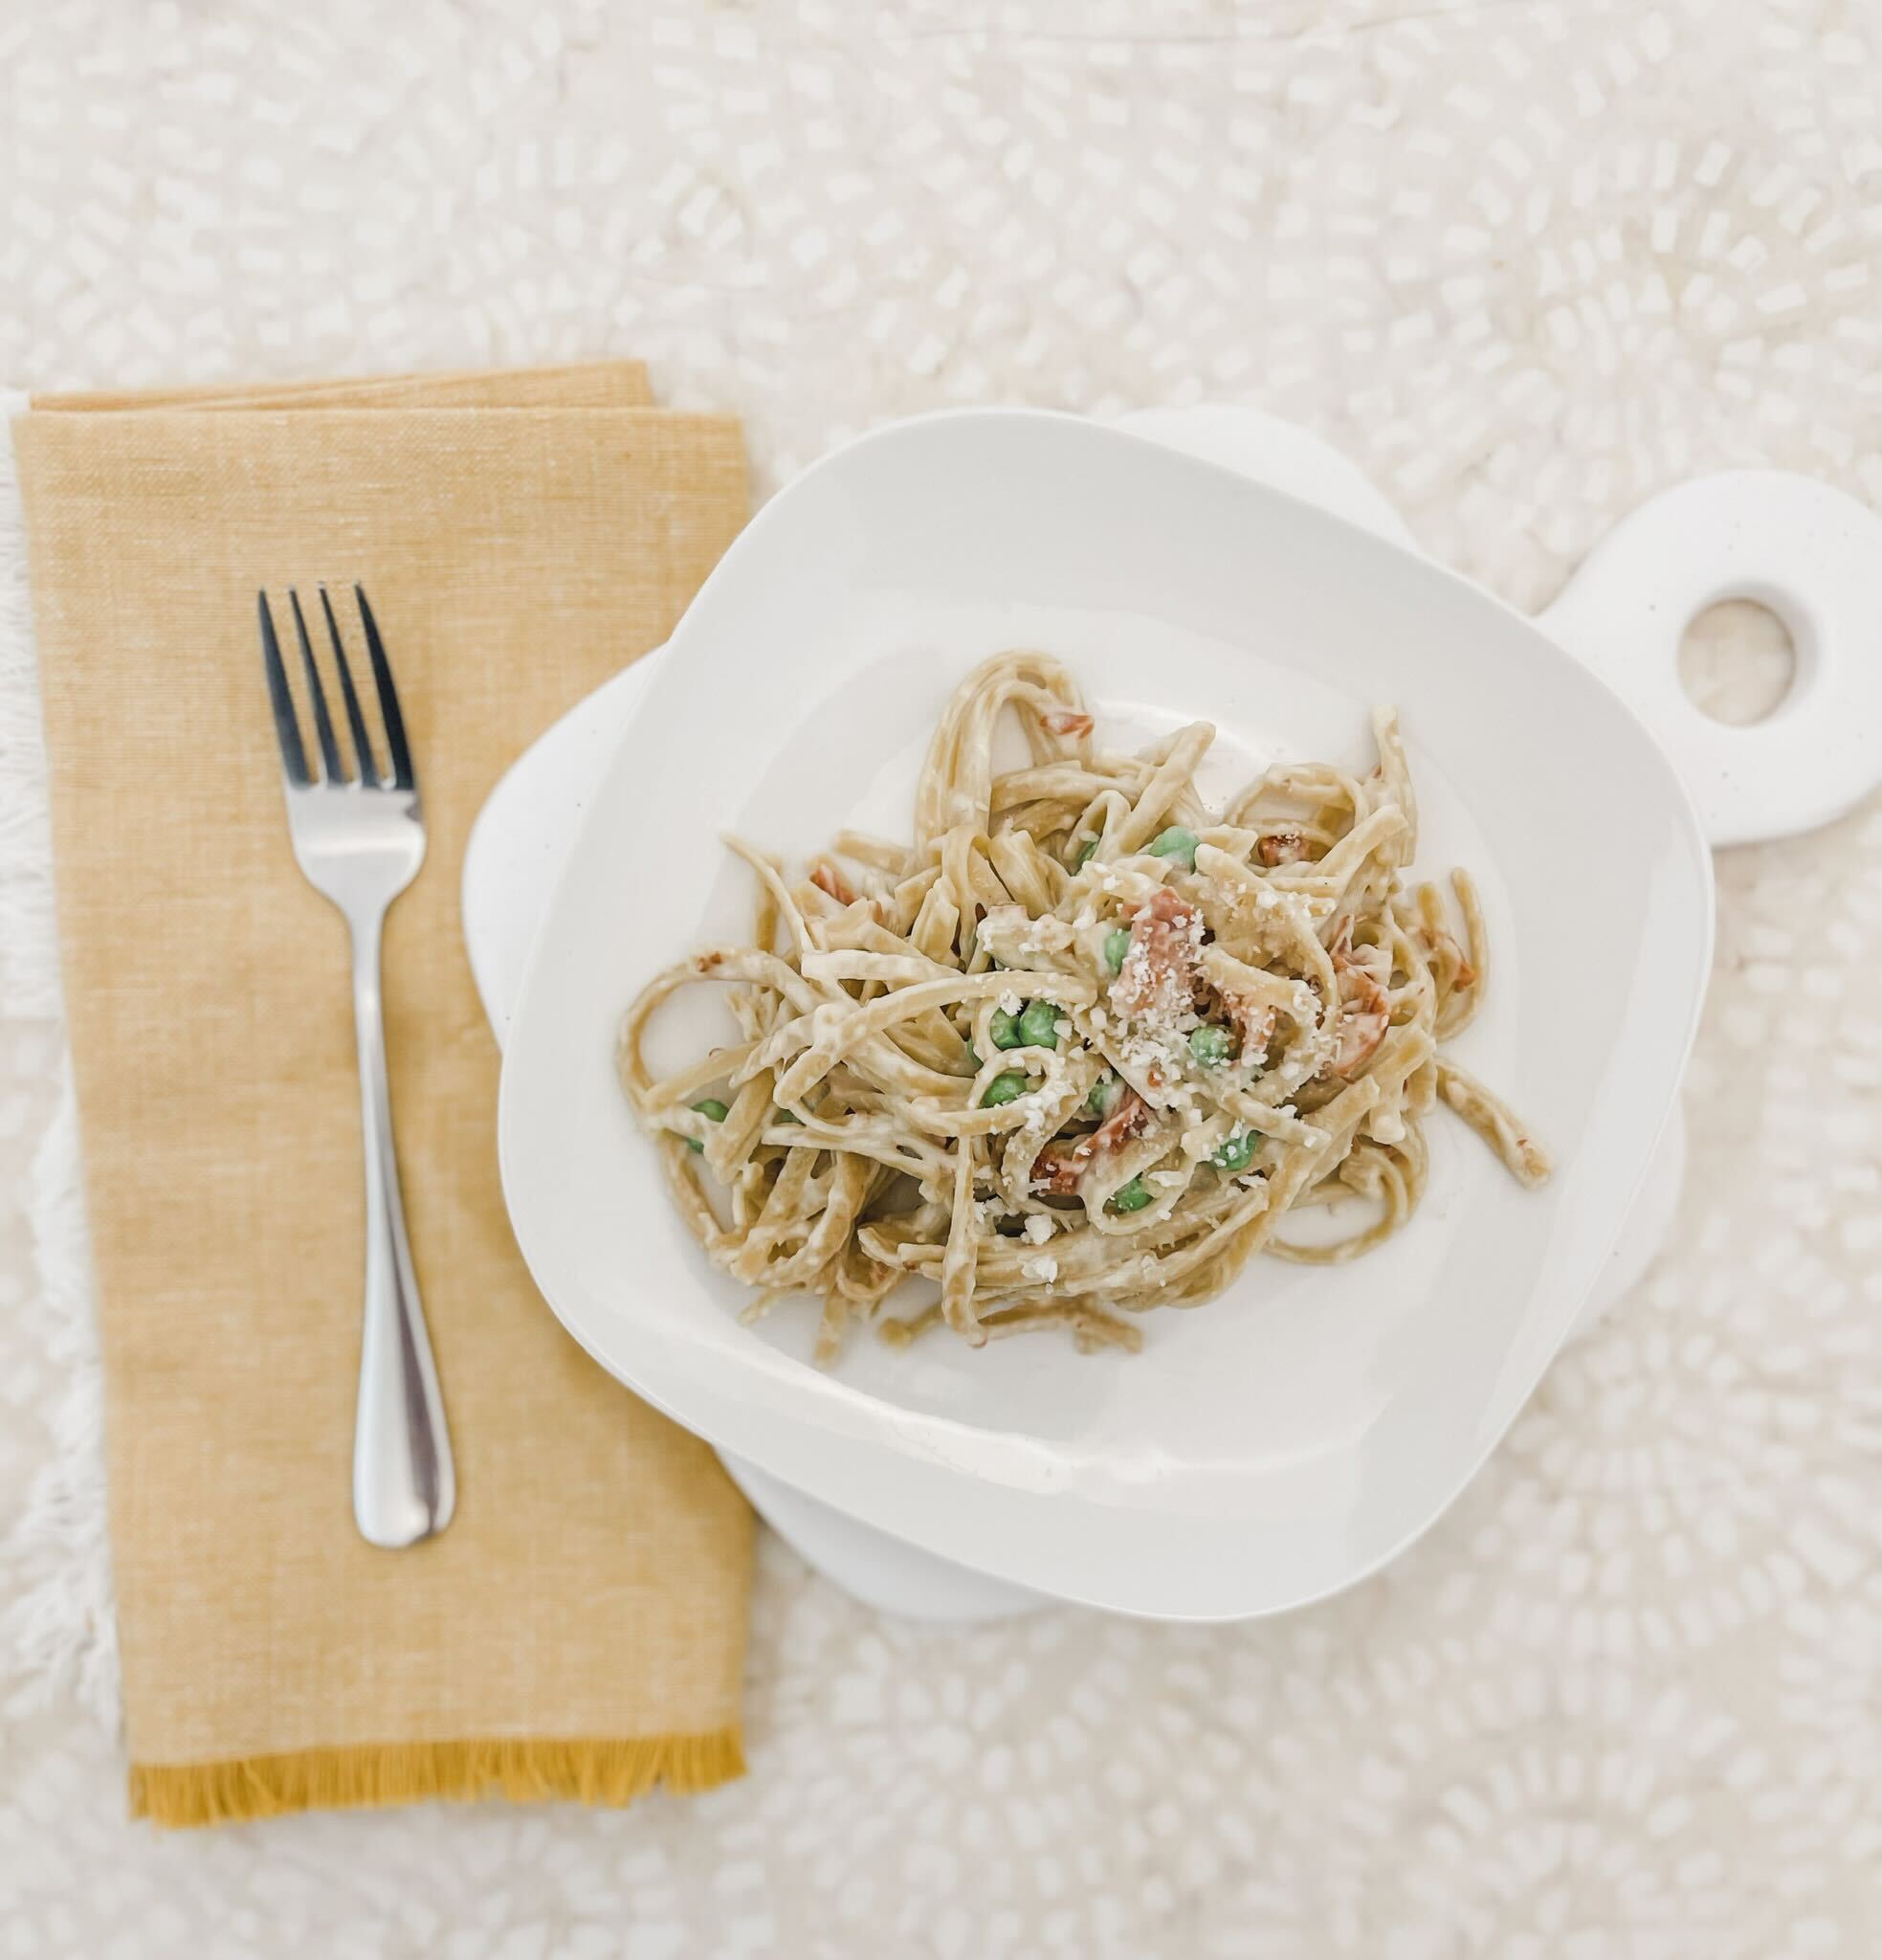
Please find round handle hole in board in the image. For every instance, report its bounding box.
[1676,598,1798,727]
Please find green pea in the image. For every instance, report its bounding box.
[1108,1175,1153,1214]
[1015,999,1061,1049]
[1188,1024,1233,1068]
[685,1098,729,1151]
[1146,825,1199,872]
[1102,926,1131,975]
[989,1007,1024,1050]
[980,1071,1030,1108]
[963,1040,981,1069]
[1074,837,1099,868]
[1211,1128,1256,1173]
[777,1108,802,1125]
[1086,1071,1122,1117]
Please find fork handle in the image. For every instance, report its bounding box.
[349,916,455,1548]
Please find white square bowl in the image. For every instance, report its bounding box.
[498,409,1712,1619]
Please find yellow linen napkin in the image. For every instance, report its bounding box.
[13,365,755,1826]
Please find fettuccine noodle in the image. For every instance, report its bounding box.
[619,653,1549,1361]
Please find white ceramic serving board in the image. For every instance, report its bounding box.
[466,407,1877,1620]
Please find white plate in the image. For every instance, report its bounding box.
[498,408,1715,1620]
[464,407,1701,1622]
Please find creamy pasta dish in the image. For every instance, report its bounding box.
[620,653,1549,1359]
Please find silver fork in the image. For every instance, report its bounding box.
[259,586,454,1548]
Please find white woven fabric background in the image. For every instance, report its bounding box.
[3,1,1879,1952]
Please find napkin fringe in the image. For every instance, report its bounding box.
[131,1728,747,1827]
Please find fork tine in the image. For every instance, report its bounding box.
[319,586,381,788]
[354,586,415,791]
[257,591,311,787]
[289,589,345,784]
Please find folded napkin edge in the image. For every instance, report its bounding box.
[12,404,742,432]
[29,358,653,413]
[130,1727,747,1828]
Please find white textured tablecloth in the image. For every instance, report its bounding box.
[3,3,1878,1952]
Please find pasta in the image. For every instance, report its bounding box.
[618,652,1549,1361]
